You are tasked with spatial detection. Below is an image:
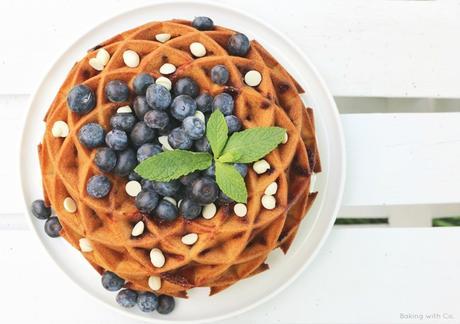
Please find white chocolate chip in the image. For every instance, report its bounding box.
[125,180,142,197]
[158,135,173,151]
[202,203,217,219]
[282,132,289,144]
[90,48,110,71]
[244,70,262,87]
[310,173,318,193]
[233,203,247,217]
[189,42,206,57]
[261,195,276,210]
[51,121,69,138]
[155,33,171,43]
[89,57,104,71]
[131,221,145,237]
[159,63,176,75]
[163,197,177,206]
[181,233,198,245]
[194,110,205,122]
[253,159,270,174]
[123,50,140,68]
[150,248,166,268]
[148,276,162,290]
[96,48,110,65]
[79,238,93,252]
[63,197,77,213]
[117,105,132,113]
[264,182,278,196]
[155,76,172,90]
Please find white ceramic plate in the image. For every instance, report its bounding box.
[20,1,345,323]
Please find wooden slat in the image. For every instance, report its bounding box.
[0,95,27,214]
[342,113,460,206]
[0,0,459,97]
[2,227,459,323]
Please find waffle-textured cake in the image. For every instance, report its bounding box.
[38,18,321,298]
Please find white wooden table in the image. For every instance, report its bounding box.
[2,0,460,323]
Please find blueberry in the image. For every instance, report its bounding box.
[188,177,218,204]
[137,143,162,162]
[168,127,193,149]
[135,189,159,213]
[113,149,137,177]
[128,171,142,182]
[137,292,158,313]
[173,187,186,201]
[130,122,156,147]
[170,95,197,120]
[31,199,51,220]
[225,115,241,134]
[234,163,248,177]
[144,109,170,130]
[173,77,199,98]
[44,217,62,237]
[105,80,130,103]
[192,16,214,30]
[133,96,151,120]
[180,198,202,220]
[87,175,111,198]
[101,271,124,291]
[218,191,234,204]
[210,65,229,85]
[155,199,178,221]
[212,93,234,115]
[78,123,105,148]
[196,93,213,113]
[67,84,96,114]
[227,33,250,57]
[182,116,205,140]
[194,137,211,152]
[142,180,155,191]
[146,84,171,110]
[95,147,117,172]
[154,180,181,196]
[133,73,155,95]
[105,129,129,151]
[116,289,138,308]
[180,172,200,186]
[203,164,215,177]
[157,122,176,136]
[110,113,137,132]
[157,295,175,314]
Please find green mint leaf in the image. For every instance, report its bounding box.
[220,127,286,163]
[215,161,247,203]
[134,150,212,182]
[217,151,241,163]
[206,110,228,158]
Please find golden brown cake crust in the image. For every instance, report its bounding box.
[39,19,320,297]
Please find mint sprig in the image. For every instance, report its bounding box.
[134,110,286,203]
[135,150,212,182]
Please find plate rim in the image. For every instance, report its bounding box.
[19,1,346,323]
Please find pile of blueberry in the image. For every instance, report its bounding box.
[67,34,251,221]
[102,271,175,314]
